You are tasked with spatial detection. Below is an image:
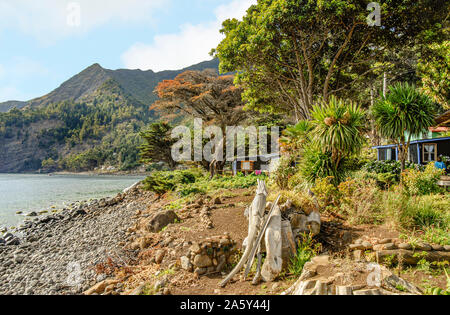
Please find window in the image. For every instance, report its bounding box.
[409,144,418,164]
[378,148,396,161]
[423,144,437,162]
[378,149,387,161]
[241,161,253,171]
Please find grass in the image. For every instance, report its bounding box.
[143,168,265,198]
[288,234,320,277]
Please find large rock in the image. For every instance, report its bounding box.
[193,254,213,268]
[180,256,193,271]
[146,210,179,233]
[376,249,450,265]
[84,279,119,295]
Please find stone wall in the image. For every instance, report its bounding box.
[348,237,450,265]
[180,233,237,276]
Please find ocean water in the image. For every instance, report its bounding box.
[0,174,145,228]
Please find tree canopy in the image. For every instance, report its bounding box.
[153,70,248,131]
[213,0,449,121]
[140,122,177,168]
[372,83,435,170]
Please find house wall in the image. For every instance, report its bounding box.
[376,139,450,164]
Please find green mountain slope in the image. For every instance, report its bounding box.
[0,101,27,113]
[0,59,219,173]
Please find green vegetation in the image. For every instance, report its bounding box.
[140,122,177,168]
[289,234,320,277]
[372,83,435,170]
[143,169,266,197]
[402,164,445,196]
[213,0,447,119]
[0,80,151,171]
[364,160,424,187]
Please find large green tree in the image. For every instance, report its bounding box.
[213,0,448,121]
[418,40,450,110]
[140,122,177,168]
[372,83,435,170]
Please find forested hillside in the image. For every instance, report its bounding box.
[0,59,219,173]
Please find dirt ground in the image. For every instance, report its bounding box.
[120,187,448,295]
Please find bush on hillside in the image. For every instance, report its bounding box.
[402,163,444,196]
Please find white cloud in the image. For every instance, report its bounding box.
[0,0,167,43]
[121,0,256,71]
[0,57,49,101]
[0,85,27,101]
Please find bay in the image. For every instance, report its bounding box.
[0,174,145,228]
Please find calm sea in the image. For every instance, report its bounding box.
[0,174,145,228]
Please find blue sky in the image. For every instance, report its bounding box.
[0,0,255,102]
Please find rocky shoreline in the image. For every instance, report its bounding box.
[0,182,152,295]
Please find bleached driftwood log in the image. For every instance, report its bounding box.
[307,211,321,236]
[261,204,282,282]
[219,180,268,287]
[281,220,297,269]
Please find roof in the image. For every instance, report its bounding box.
[234,153,281,161]
[373,137,450,149]
[436,110,450,127]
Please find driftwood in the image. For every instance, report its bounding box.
[261,204,282,282]
[243,194,281,280]
[376,249,450,265]
[280,221,297,269]
[219,180,268,287]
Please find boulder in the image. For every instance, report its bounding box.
[6,237,20,246]
[193,254,213,268]
[398,243,412,250]
[146,210,179,233]
[84,279,119,295]
[353,289,382,295]
[180,256,193,271]
[306,211,321,236]
[290,214,308,232]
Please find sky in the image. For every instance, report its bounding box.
[0,0,256,103]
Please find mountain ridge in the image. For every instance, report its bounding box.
[0,59,220,112]
[0,59,220,173]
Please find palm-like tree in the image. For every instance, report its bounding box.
[372,83,435,170]
[311,96,366,169]
[280,120,313,154]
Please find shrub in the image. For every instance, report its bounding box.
[271,155,298,189]
[289,234,320,277]
[364,160,424,186]
[338,178,382,224]
[402,163,444,196]
[273,190,317,215]
[142,169,202,195]
[381,189,449,231]
[311,177,341,213]
[300,148,350,185]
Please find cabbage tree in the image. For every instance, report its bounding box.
[311,96,366,170]
[372,83,435,170]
